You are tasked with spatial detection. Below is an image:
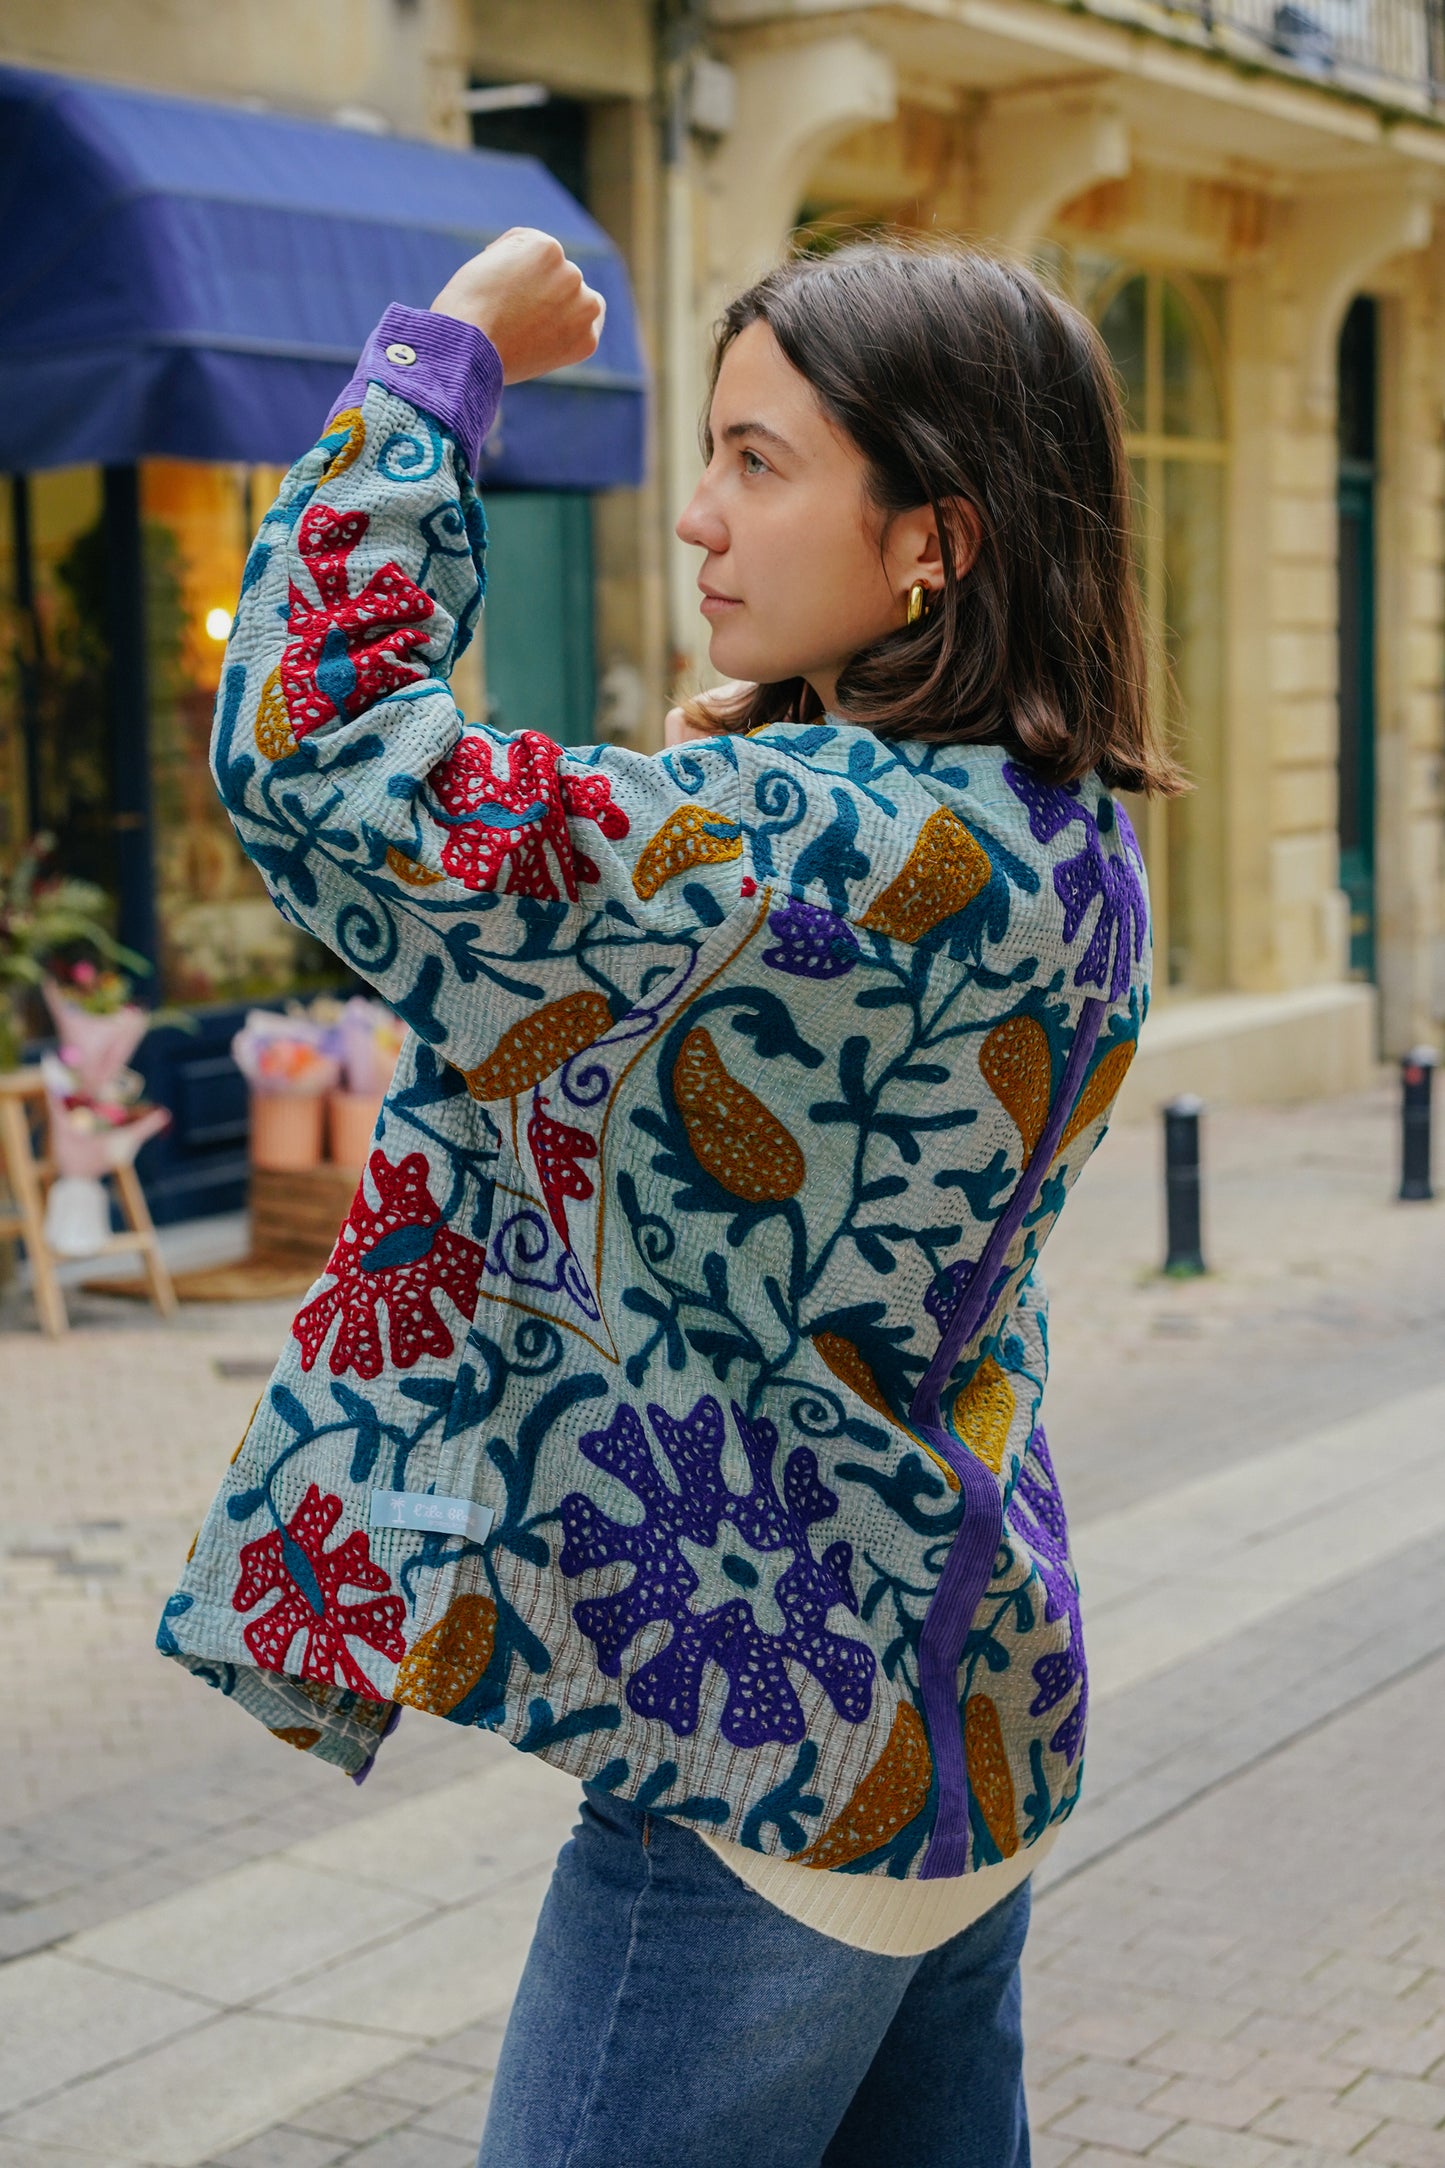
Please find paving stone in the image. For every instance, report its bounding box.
[1344,2074,1445,2128]
[1029,2137,1082,2168]
[1141,2076,1282,2129]
[1033,2080,1091,2127]
[1028,2047,1086,2090]
[211,2131,350,2168]
[1152,2127,1323,2168]
[0,2142,135,2168]
[1310,1956,1430,2003]
[1049,2058,1165,2108]
[1244,2050,1365,2096]
[1227,2013,1356,2059]
[1048,2098,1180,2152]
[421,2021,508,2074]
[348,2056,480,2111]
[407,2086,494,2142]
[1043,2012,1175,2063]
[0,2011,406,2162]
[345,2133,474,2168]
[1139,2036,1263,2085]
[1361,2123,1445,2167]
[1252,2093,1387,2150]
[286,2094,416,2146]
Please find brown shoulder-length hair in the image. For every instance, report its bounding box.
[685,237,1183,799]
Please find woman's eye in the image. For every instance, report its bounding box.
[741,448,769,476]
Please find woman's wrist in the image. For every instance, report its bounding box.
[326,303,503,473]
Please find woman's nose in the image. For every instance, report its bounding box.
[675,479,726,553]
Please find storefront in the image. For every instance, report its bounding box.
[0,63,647,1218]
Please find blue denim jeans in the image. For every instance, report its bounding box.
[477,1785,1033,2168]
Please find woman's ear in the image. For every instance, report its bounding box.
[942,497,984,580]
[886,498,983,611]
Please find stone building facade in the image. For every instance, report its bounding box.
[677,0,1445,1100]
[2,0,1443,1113]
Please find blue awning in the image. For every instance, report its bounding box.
[0,66,648,488]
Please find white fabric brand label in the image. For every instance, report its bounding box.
[370,1490,494,1543]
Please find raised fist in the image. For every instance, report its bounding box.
[431,228,605,385]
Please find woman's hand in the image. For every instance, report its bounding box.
[664,680,756,748]
[431,229,605,385]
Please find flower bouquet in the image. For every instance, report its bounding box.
[39,977,172,1257]
[231,1006,341,1171]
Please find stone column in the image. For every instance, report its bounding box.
[973,91,1131,254]
[1372,247,1445,1053]
[664,32,899,683]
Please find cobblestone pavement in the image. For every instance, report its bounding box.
[1,1083,1442,2166]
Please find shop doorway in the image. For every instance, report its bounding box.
[480,494,597,744]
[1337,296,1378,981]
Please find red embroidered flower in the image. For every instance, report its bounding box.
[293,1149,488,1380]
[527,1095,598,1247]
[233,1484,405,1694]
[280,503,435,739]
[428,729,629,901]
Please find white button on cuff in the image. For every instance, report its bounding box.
[384,342,418,366]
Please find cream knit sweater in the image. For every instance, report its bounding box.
[701,1826,1057,1957]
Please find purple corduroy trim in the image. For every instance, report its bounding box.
[327,303,503,475]
[912,997,1106,1879]
[351,1700,403,1786]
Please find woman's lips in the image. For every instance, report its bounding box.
[699,589,742,618]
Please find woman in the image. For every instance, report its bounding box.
[160,228,1176,2166]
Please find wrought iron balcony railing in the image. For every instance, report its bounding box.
[1083,0,1445,109]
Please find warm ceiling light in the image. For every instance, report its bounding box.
[205,607,233,642]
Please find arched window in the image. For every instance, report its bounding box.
[1075,260,1230,991]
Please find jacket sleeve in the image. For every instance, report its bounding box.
[211,305,745,1082]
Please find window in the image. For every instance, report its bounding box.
[139,461,337,1004]
[1044,253,1230,991]
[1,468,111,896]
[0,461,336,1007]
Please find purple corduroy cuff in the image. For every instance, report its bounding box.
[328,303,503,475]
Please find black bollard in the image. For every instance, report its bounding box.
[1162,1094,1206,1276]
[1399,1046,1437,1202]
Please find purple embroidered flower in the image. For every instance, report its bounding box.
[1055,829,1148,1003]
[558,1394,875,1748]
[1005,1425,1086,1764]
[1003,762,1146,1003]
[923,1257,976,1331]
[1002,764,1082,844]
[761,898,860,979]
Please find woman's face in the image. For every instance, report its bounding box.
[675,321,936,712]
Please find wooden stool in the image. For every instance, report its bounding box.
[0,1070,178,1336]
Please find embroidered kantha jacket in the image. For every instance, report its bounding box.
[160,307,1152,1884]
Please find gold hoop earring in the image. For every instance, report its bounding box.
[907,581,929,625]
